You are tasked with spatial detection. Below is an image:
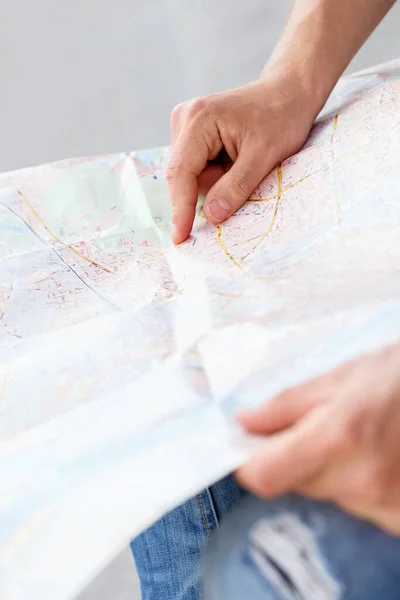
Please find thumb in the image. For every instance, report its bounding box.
[203,143,272,224]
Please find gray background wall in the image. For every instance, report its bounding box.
[1,1,399,598]
[1,1,400,174]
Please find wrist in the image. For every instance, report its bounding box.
[259,60,329,127]
[261,56,336,121]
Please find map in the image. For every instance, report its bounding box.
[1,59,400,600]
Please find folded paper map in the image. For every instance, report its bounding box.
[1,59,400,600]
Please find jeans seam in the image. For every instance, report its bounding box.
[205,487,219,529]
[197,494,212,538]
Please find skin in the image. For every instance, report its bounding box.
[168,0,395,244]
[167,0,399,532]
[236,344,400,536]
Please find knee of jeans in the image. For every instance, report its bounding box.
[203,495,343,600]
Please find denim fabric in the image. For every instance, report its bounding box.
[131,475,243,600]
[204,494,400,600]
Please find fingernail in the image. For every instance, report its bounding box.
[207,199,231,223]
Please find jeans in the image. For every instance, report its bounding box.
[131,475,244,600]
[131,482,400,600]
[204,494,400,600]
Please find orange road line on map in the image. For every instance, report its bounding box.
[216,225,245,271]
[247,170,320,204]
[241,164,283,259]
[247,112,338,206]
[241,112,338,249]
[215,164,283,271]
[17,190,115,274]
[332,113,339,138]
[140,250,165,266]
[236,104,393,214]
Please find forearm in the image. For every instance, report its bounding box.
[264,0,396,115]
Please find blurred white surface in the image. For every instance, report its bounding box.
[1,1,399,599]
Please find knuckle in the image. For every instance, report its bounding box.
[165,156,182,182]
[230,173,253,198]
[326,408,371,456]
[165,167,175,182]
[171,102,184,123]
[186,96,211,120]
[341,409,370,449]
[324,423,352,456]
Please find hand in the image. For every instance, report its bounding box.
[236,344,400,535]
[167,68,317,243]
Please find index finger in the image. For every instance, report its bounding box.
[167,123,220,244]
[236,404,336,498]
